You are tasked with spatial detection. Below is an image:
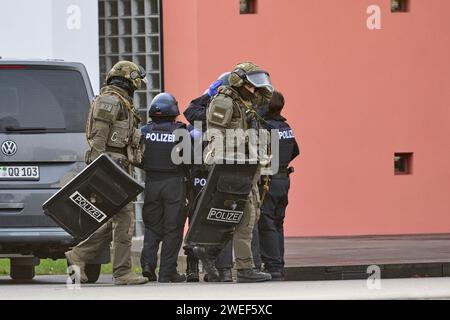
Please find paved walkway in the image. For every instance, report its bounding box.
[1,275,450,300]
[133,234,450,280]
[283,234,450,267]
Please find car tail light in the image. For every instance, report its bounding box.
[0,65,26,70]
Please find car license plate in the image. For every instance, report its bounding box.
[0,166,40,180]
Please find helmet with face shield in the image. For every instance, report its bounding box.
[229,61,273,93]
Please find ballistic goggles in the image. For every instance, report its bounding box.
[245,71,273,92]
[131,65,148,84]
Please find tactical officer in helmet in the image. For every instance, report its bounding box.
[257,91,299,280]
[196,61,274,283]
[183,72,234,282]
[65,61,148,285]
[140,92,188,283]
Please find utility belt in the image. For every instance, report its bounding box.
[106,146,127,155]
[106,150,130,171]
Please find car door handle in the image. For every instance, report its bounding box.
[0,203,24,209]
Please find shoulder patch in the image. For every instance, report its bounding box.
[93,94,121,123]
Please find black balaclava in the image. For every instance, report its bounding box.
[109,77,135,97]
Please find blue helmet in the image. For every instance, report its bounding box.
[148,92,180,117]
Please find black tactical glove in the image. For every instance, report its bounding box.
[245,109,259,130]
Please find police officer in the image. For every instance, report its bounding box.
[140,92,188,283]
[183,124,207,282]
[183,73,234,282]
[257,91,299,280]
[65,61,148,285]
[199,61,274,283]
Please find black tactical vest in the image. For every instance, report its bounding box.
[266,119,296,169]
[142,121,186,172]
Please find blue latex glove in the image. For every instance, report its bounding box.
[207,79,223,97]
[189,127,202,140]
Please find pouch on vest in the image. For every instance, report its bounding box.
[107,119,130,149]
[127,128,143,166]
[90,95,121,132]
[208,95,233,127]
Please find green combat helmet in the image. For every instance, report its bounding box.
[229,61,273,92]
[106,61,148,90]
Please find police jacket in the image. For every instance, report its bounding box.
[263,113,299,169]
[183,93,210,131]
[141,120,187,175]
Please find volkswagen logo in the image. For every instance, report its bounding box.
[1,140,17,156]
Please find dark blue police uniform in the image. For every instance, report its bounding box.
[140,93,188,283]
[257,114,299,278]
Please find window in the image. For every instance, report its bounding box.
[98,0,163,123]
[240,0,257,14]
[394,153,413,175]
[391,0,409,13]
[0,69,89,133]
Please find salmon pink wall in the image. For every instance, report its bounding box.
[163,0,450,237]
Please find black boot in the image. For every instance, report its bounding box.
[142,265,157,282]
[237,268,272,283]
[262,267,285,281]
[193,246,220,282]
[218,268,233,282]
[205,268,233,282]
[268,271,285,281]
[158,272,186,283]
[186,256,200,283]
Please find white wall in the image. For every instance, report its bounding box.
[0,0,100,93]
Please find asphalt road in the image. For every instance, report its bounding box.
[1,275,450,300]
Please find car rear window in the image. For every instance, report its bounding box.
[0,67,90,133]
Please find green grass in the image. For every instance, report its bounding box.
[0,258,142,276]
[0,259,8,275]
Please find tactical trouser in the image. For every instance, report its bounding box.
[71,202,134,278]
[214,224,262,270]
[233,183,261,270]
[258,176,290,272]
[141,175,187,278]
[251,225,262,270]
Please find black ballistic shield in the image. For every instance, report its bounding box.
[185,162,258,246]
[42,154,144,240]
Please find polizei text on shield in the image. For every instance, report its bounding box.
[207,208,244,224]
[69,191,107,223]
